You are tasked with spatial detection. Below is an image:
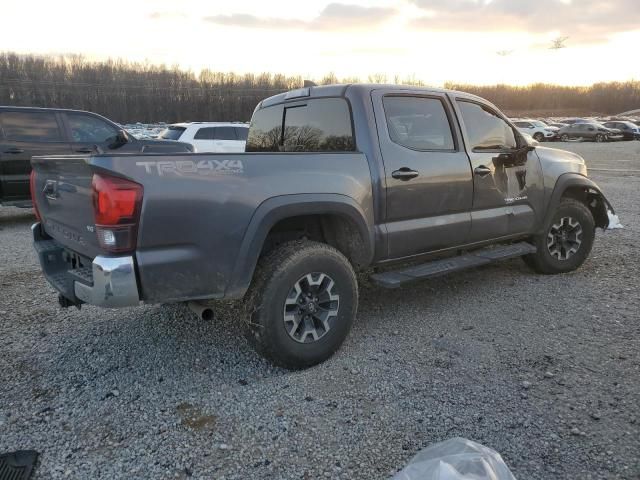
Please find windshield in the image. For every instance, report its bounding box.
[159,126,186,140]
[532,121,548,127]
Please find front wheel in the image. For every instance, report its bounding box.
[533,132,545,142]
[560,134,569,141]
[595,134,605,142]
[243,241,358,369]
[523,198,595,274]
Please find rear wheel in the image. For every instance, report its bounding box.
[524,198,595,274]
[533,132,545,142]
[243,241,358,369]
[560,134,569,141]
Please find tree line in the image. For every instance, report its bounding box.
[1,52,638,123]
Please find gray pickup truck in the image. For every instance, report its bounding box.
[31,84,614,368]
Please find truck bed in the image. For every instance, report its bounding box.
[31,152,374,303]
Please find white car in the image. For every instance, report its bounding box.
[512,119,558,142]
[159,122,249,152]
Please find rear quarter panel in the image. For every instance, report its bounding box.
[90,152,373,303]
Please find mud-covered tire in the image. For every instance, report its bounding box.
[243,241,358,369]
[524,198,595,274]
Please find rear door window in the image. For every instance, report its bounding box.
[194,127,215,140]
[0,111,63,142]
[235,127,249,141]
[456,100,517,150]
[214,127,237,140]
[383,96,455,151]
[66,113,118,143]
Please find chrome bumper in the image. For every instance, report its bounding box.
[32,223,140,308]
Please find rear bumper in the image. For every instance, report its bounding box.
[32,223,141,308]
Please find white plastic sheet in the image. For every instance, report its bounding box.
[607,211,624,229]
[392,438,516,480]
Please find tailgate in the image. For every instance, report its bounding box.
[31,155,102,259]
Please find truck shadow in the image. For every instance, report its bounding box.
[50,301,288,392]
[42,257,536,393]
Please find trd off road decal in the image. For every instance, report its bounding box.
[136,159,244,177]
[495,163,528,204]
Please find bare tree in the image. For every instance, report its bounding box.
[549,36,569,50]
[2,52,639,120]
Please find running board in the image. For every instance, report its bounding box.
[370,242,536,289]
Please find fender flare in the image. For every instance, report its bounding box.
[225,193,375,298]
[543,173,614,231]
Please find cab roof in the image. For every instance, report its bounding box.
[259,83,489,109]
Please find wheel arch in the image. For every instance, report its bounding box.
[225,194,375,299]
[544,173,613,232]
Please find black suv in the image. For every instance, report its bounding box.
[0,106,193,206]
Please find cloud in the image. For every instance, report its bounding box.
[204,3,397,31]
[149,12,187,20]
[408,0,640,43]
[204,13,304,29]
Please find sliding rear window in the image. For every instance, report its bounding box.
[246,98,355,152]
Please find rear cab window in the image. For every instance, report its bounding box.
[246,98,355,152]
[0,111,63,142]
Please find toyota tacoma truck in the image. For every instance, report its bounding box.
[30,84,615,369]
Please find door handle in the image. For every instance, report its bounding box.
[474,165,492,177]
[74,148,94,154]
[4,147,24,154]
[391,168,419,181]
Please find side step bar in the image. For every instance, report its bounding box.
[370,242,536,289]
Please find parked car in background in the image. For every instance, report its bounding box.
[559,118,589,125]
[512,119,558,142]
[547,122,569,129]
[160,122,249,152]
[0,106,193,207]
[557,122,623,142]
[602,121,640,140]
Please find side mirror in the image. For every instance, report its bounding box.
[495,142,532,168]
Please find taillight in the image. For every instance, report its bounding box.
[91,173,143,253]
[29,170,42,221]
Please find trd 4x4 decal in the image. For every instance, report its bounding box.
[136,159,244,176]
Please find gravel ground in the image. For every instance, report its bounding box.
[1,141,639,479]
